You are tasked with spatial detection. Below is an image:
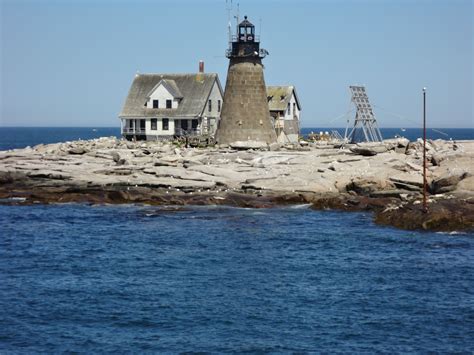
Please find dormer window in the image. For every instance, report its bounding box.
[153,100,159,108]
[166,99,172,109]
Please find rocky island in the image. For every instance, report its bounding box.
[0,137,473,232]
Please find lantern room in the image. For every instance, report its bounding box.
[226,15,268,59]
[238,16,255,42]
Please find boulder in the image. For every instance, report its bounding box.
[125,141,136,149]
[431,171,469,194]
[229,140,268,150]
[383,138,410,150]
[68,147,87,155]
[183,157,204,168]
[350,144,388,156]
[390,172,424,188]
[346,177,394,196]
[454,176,474,195]
[268,142,280,151]
[110,151,126,165]
[328,163,338,171]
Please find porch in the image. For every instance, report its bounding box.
[121,118,201,138]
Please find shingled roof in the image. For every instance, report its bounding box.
[266,86,301,112]
[119,73,222,118]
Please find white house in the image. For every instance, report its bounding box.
[267,86,301,143]
[119,71,223,141]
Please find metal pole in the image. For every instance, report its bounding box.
[423,87,428,213]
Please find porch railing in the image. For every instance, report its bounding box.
[123,127,146,134]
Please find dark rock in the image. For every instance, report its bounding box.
[392,181,422,192]
[346,178,394,196]
[375,199,474,231]
[311,194,398,212]
[0,171,27,184]
[370,189,412,198]
[350,145,388,156]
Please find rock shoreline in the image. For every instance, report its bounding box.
[1,137,473,232]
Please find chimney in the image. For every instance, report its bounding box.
[199,60,204,73]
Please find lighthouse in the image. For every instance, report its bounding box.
[215,16,277,145]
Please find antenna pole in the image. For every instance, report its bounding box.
[422,87,428,213]
[236,3,240,26]
[226,0,232,49]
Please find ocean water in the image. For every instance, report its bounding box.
[1,204,473,352]
[0,128,473,352]
[0,127,473,151]
[300,127,474,142]
[0,127,120,151]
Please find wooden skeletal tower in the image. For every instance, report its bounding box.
[345,86,383,143]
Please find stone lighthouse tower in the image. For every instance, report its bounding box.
[215,16,277,145]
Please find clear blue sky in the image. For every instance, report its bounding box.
[1,0,472,128]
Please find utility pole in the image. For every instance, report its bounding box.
[423,87,428,213]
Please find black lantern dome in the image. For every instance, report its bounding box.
[226,15,268,58]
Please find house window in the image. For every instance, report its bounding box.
[293,103,296,115]
[162,118,169,131]
[208,100,212,112]
[166,99,172,109]
[151,118,157,130]
[153,100,159,108]
[217,100,221,112]
[192,119,198,129]
[287,103,291,115]
[140,119,145,131]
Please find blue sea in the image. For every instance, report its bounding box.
[0,127,472,151]
[0,128,473,352]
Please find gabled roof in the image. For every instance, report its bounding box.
[119,73,223,118]
[266,86,302,112]
[147,79,183,99]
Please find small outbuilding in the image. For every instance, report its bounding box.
[267,86,301,143]
[119,71,223,141]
